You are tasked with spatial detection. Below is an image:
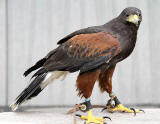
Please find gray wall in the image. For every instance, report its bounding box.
[0,0,160,107]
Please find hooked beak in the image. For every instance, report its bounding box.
[127,14,140,26]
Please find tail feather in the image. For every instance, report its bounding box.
[31,68,47,79]
[24,58,47,77]
[10,69,47,111]
[10,70,69,111]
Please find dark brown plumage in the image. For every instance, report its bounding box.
[43,32,120,73]
[10,7,142,111]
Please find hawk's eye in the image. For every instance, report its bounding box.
[126,14,129,17]
[138,13,141,17]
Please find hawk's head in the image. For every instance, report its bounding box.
[119,7,142,27]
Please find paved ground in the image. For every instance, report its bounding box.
[0,107,160,124]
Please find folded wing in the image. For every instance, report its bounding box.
[43,32,121,73]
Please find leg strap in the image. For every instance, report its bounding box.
[79,100,92,112]
[109,93,121,106]
[113,96,121,106]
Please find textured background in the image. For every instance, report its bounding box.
[0,0,160,107]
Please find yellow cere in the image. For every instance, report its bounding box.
[128,14,139,23]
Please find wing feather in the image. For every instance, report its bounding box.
[43,32,121,73]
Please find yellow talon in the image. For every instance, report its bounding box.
[80,110,105,124]
[108,104,140,113]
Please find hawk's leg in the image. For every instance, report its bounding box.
[99,65,144,114]
[102,93,144,115]
[76,70,111,124]
[76,98,110,124]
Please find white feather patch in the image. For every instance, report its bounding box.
[40,71,69,89]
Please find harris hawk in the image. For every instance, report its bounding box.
[10,7,143,124]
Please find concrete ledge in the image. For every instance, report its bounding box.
[0,108,160,124]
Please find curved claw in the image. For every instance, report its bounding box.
[76,114,82,117]
[101,107,107,112]
[130,108,136,116]
[103,116,112,121]
[139,109,145,113]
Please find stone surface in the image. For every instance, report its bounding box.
[0,108,160,124]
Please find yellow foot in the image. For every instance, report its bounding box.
[108,104,144,115]
[102,97,144,115]
[76,110,110,124]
